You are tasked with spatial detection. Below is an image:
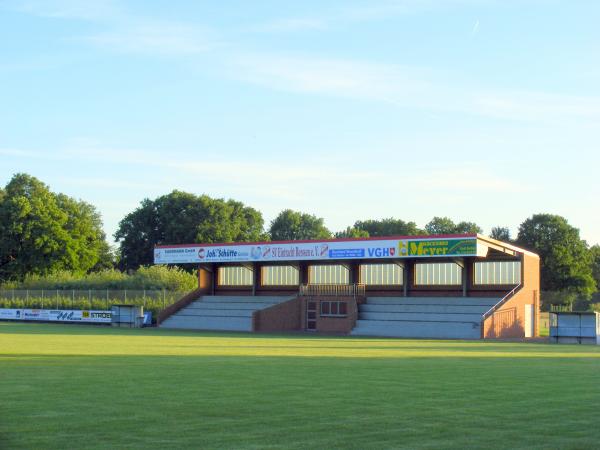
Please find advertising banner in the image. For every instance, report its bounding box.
[0,309,112,323]
[154,237,479,264]
[0,309,21,320]
[398,239,477,257]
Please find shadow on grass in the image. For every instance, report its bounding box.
[2,322,599,358]
[0,322,550,343]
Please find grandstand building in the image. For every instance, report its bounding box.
[154,234,539,339]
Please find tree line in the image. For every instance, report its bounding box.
[1,173,599,308]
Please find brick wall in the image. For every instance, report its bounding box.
[252,297,302,332]
[482,253,540,338]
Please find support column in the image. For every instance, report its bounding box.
[403,260,413,297]
[198,265,213,292]
[299,262,309,285]
[211,264,216,295]
[348,261,360,285]
[252,263,260,296]
[462,258,473,297]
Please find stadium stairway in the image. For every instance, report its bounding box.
[350,297,500,339]
[159,295,294,332]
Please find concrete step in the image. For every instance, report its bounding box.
[184,302,278,311]
[351,319,481,339]
[359,303,490,314]
[160,315,252,331]
[201,296,291,304]
[358,312,483,322]
[365,297,499,307]
[177,308,254,318]
[159,295,294,332]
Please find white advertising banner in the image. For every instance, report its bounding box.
[0,309,112,323]
[154,236,480,264]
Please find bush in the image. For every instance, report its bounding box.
[2,266,197,291]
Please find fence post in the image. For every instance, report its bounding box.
[56,290,59,309]
[163,290,166,310]
[26,289,29,304]
[41,289,44,309]
[72,290,74,309]
[106,289,109,310]
[125,289,127,303]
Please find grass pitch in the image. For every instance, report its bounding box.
[1,323,600,449]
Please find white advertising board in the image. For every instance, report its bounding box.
[154,237,480,264]
[0,309,112,323]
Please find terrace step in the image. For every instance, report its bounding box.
[358,312,483,322]
[159,295,293,332]
[349,296,498,339]
[351,319,481,339]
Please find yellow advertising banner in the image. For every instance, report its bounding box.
[398,239,477,257]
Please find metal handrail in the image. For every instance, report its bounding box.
[299,283,366,298]
[482,284,522,320]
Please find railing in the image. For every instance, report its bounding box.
[157,288,204,325]
[550,304,572,312]
[299,283,366,298]
[482,284,522,320]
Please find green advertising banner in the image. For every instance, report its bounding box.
[398,239,477,257]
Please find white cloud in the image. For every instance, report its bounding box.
[231,54,432,103]
[230,53,600,122]
[6,0,120,20]
[246,0,493,34]
[6,0,220,56]
[248,17,328,33]
[81,21,218,55]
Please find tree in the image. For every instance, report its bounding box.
[352,218,423,237]
[269,209,331,241]
[334,227,370,239]
[0,174,108,281]
[490,226,511,242]
[115,191,266,270]
[590,245,600,293]
[455,221,483,234]
[516,214,596,296]
[425,216,482,235]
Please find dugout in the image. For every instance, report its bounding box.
[549,312,600,344]
[154,234,540,339]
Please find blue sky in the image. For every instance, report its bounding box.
[1,0,599,245]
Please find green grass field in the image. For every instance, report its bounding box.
[1,323,600,449]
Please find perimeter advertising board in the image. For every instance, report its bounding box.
[154,237,480,264]
[0,309,112,323]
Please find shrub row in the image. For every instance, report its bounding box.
[1,266,197,291]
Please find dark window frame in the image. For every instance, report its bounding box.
[320,301,348,318]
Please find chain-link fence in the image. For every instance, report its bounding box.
[0,289,188,319]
